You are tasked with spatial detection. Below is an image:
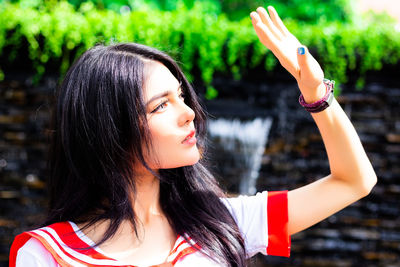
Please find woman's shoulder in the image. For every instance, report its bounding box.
[9,222,70,267]
[9,221,114,267]
[15,237,59,267]
[10,221,80,257]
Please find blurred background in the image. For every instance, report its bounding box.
[0,0,399,266]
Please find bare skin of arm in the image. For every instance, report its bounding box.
[250,6,377,235]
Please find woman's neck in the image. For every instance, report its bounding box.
[134,172,164,223]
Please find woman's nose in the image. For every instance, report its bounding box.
[178,102,195,126]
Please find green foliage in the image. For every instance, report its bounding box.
[205,86,218,100]
[266,0,355,24]
[0,0,400,98]
[31,0,355,23]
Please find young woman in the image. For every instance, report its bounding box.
[10,6,377,267]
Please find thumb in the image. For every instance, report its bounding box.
[297,45,324,84]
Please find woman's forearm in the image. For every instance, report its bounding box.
[311,98,377,195]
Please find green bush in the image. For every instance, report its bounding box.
[0,0,399,98]
[265,0,355,23]
[43,0,356,23]
[1,0,355,23]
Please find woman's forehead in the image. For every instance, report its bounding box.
[143,61,180,99]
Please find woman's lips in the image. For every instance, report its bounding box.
[182,130,196,145]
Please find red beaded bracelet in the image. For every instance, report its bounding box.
[298,79,335,113]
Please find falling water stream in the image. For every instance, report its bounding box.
[208,117,273,195]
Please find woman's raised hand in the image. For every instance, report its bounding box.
[250,6,325,102]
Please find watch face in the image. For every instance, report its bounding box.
[326,90,334,106]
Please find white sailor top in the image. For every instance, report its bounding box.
[10,191,291,266]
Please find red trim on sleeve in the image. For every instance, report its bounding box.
[266,191,291,257]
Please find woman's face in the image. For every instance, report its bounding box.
[142,61,200,169]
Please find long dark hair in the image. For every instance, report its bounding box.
[44,43,247,266]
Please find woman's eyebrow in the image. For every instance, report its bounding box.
[145,83,183,107]
[145,91,171,107]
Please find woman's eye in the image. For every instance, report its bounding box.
[151,101,168,113]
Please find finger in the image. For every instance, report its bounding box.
[267,6,291,36]
[297,46,324,84]
[250,12,280,51]
[256,7,283,41]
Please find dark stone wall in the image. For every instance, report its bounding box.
[0,74,54,266]
[0,69,399,266]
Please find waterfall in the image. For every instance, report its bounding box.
[208,117,273,195]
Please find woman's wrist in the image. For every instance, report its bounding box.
[299,82,326,104]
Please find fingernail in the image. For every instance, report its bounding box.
[298,47,305,55]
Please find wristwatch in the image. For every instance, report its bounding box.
[298,79,335,113]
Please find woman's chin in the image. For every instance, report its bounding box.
[178,155,201,168]
[185,156,201,166]
[169,151,201,168]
